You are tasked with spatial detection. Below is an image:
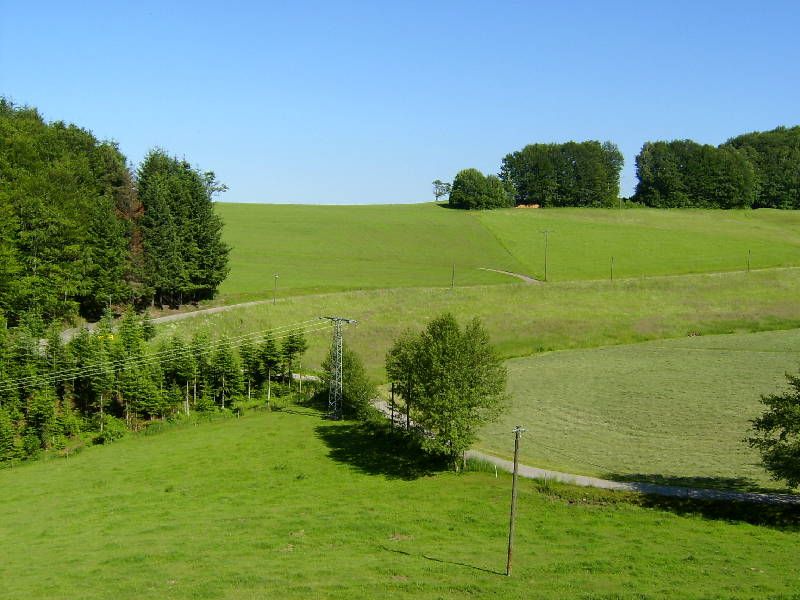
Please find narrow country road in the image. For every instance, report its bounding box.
[372,400,800,505]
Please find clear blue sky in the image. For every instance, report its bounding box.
[1,1,798,204]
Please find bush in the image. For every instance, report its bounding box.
[94,415,128,444]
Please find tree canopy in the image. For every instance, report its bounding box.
[385,313,507,467]
[448,168,514,210]
[500,141,623,207]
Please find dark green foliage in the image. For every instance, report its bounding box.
[0,99,230,321]
[281,329,308,380]
[137,150,230,307]
[501,141,623,207]
[210,337,243,409]
[634,140,757,208]
[0,99,136,322]
[0,406,18,460]
[448,168,514,210]
[385,314,507,466]
[725,126,800,209]
[322,344,377,419]
[748,370,800,488]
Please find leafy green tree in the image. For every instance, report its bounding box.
[260,334,281,403]
[725,126,800,209]
[210,337,242,409]
[385,329,421,430]
[449,168,513,210]
[0,406,18,461]
[322,343,377,419]
[163,334,196,414]
[282,329,308,385]
[432,179,451,202]
[239,338,260,400]
[118,359,163,421]
[748,369,800,488]
[386,314,507,469]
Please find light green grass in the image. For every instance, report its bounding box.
[478,207,800,281]
[214,203,800,301]
[1,409,799,599]
[478,328,800,492]
[160,268,800,380]
[214,202,522,302]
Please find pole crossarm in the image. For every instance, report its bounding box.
[320,316,357,419]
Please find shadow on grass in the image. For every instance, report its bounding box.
[561,474,800,530]
[380,545,505,576]
[314,421,447,480]
[606,472,786,495]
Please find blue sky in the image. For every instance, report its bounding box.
[1,1,798,204]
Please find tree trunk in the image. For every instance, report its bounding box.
[99,393,104,432]
[185,380,190,416]
[222,374,226,409]
[267,369,271,404]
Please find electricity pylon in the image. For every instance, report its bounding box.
[321,316,356,419]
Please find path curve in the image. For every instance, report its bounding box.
[372,400,800,505]
[480,268,541,284]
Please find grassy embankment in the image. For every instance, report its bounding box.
[1,409,798,599]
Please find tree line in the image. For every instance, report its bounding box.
[440,125,799,210]
[0,309,310,462]
[0,99,230,326]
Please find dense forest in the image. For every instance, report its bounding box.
[0,99,229,326]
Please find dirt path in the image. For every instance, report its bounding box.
[479,268,541,284]
[465,450,800,505]
[60,299,276,342]
[372,400,800,505]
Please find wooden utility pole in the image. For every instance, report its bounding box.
[451,263,455,289]
[610,256,615,281]
[506,425,526,576]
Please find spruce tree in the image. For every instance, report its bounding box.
[259,334,281,403]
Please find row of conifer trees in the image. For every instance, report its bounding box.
[0,310,309,463]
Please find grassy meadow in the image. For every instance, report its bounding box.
[2,409,799,599]
[159,267,800,380]
[477,328,800,491]
[215,203,800,301]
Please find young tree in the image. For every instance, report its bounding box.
[386,313,507,469]
[210,337,242,409]
[281,329,308,387]
[385,329,421,431]
[748,369,800,488]
[0,405,17,461]
[259,334,281,403]
[239,338,260,400]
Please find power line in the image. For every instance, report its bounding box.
[0,319,332,393]
[1,318,322,392]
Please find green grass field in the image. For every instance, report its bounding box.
[2,409,799,599]
[161,268,800,380]
[214,203,800,301]
[478,328,800,491]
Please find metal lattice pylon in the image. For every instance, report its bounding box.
[321,316,356,419]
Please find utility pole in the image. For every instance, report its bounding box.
[747,249,751,273]
[273,274,279,305]
[321,316,357,419]
[539,230,552,282]
[506,425,526,577]
[451,263,455,289]
[610,256,615,281]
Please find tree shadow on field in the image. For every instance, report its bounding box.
[314,421,447,480]
[604,472,800,530]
